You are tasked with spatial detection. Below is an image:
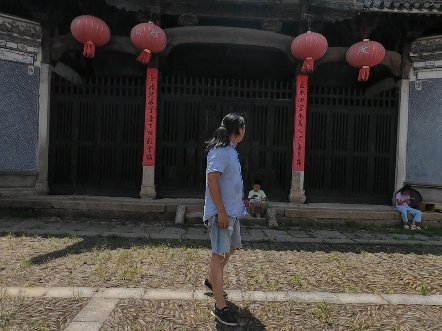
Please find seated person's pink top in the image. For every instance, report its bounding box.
[395,192,410,207]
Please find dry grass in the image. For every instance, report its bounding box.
[0,233,441,296]
[102,299,442,331]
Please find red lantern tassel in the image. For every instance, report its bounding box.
[358,66,370,82]
[136,49,152,65]
[83,42,95,58]
[301,57,314,73]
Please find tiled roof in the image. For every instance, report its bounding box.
[363,1,442,12]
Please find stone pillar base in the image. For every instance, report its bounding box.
[140,166,156,199]
[35,181,49,195]
[288,170,306,204]
[140,185,156,199]
[289,189,306,204]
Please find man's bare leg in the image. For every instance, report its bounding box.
[209,247,235,308]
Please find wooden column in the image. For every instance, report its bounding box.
[289,75,308,204]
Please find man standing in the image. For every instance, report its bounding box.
[203,113,246,326]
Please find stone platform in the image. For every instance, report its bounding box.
[0,195,442,228]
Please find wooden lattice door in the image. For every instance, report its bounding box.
[48,75,145,196]
[305,87,398,204]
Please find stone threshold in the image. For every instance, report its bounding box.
[3,287,442,306]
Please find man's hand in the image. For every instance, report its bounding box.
[218,211,229,229]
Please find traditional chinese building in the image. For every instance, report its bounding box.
[1,0,442,205]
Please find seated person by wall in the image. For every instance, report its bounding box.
[396,184,422,230]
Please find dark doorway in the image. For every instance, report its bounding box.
[48,75,145,197]
[304,86,398,204]
[156,76,294,201]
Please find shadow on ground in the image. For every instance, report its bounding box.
[215,301,266,331]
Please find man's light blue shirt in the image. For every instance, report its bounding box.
[203,142,246,220]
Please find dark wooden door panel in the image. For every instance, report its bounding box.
[49,75,144,197]
[305,87,398,204]
[157,76,294,201]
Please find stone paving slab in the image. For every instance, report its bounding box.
[94,288,144,299]
[1,217,442,246]
[286,291,341,304]
[263,229,295,241]
[3,287,442,307]
[309,230,350,239]
[428,295,442,305]
[72,297,119,322]
[182,227,208,240]
[4,287,49,297]
[286,230,311,238]
[381,294,440,305]
[150,227,185,239]
[65,322,103,331]
[144,289,193,300]
[45,287,96,298]
[335,293,388,305]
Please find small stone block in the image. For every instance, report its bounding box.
[144,289,193,300]
[427,295,442,305]
[94,288,144,298]
[266,291,292,301]
[5,287,49,297]
[225,290,243,301]
[242,291,268,301]
[65,322,103,331]
[286,230,310,238]
[150,227,185,239]
[381,294,439,305]
[335,293,388,305]
[45,287,96,298]
[193,290,212,301]
[286,291,340,303]
[175,205,186,224]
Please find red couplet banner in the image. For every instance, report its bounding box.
[142,68,158,166]
[292,75,308,171]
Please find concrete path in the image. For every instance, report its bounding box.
[1,217,441,246]
[2,286,441,331]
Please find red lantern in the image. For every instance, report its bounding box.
[130,22,167,65]
[70,15,111,58]
[291,31,328,73]
[346,39,386,82]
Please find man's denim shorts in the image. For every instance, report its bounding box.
[204,215,241,255]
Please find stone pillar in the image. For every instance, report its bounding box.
[139,68,158,199]
[289,75,308,204]
[394,78,410,193]
[289,170,306,204]
[140,165,156,198]
[35,62,51,194]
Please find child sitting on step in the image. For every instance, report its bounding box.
[248,179,267,218]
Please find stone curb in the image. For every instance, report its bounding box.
[3,287,442,306]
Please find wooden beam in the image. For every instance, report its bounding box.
[160,26,294,56]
